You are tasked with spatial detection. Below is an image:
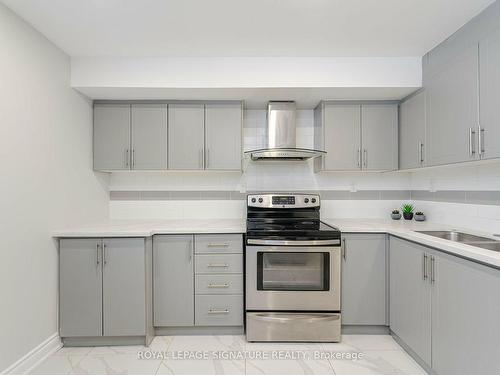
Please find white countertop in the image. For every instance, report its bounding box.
[52,219,246,238]
[323,218,500,269]
[53,217,500,269]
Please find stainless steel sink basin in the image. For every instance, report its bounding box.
[472,242,500,252]
[416,231,494,243]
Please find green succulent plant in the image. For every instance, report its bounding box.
[402,203,414,214]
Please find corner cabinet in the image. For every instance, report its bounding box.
[390,236,500,374]
[314,102,398,172]
[399,90,426,169]
[59,238,153,345]
[341,234,388,326]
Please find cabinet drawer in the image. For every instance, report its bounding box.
[195,254,242,274]
[195,234,242,254]
[195,295,243,326]
[195,274,243,295]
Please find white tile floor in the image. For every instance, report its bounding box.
[29,335,428,375]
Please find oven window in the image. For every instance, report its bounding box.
[257,252,329,291]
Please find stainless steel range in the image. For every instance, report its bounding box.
[245,193,342,342]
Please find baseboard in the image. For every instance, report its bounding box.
[342,325,390,335]
[1,333,61,375]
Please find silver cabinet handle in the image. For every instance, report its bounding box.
[469,128,476,156]
[132,149,135,168]
[430,256,435,284]
[96,243,101,267]
[207,283,229,288]
[419,142,424,164]
[363,149,367,168]
[207,263,229,268]
[125,149,129,167]
[188,239,193,263]
[478,125,485,157]
[342,238,347,261]
[208,309,229,314]
[103,244,107,266]
[357,148,361,168]
[207,243,229,248]
[423,253,428,280]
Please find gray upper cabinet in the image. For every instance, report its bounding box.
[94,104,131,170]
[205,103,242,170]
[341,234,387,326]
[168,104,205,170]
[102,238,146,336]
[131,104,167,170]
[314,102,397,172]
[479,28,500,160]
[399,91,426,169]
[361,104,398,171]
[153,235,194,327]
[431,252,500,375]
[322,104,361,170]
[59,239,102,337]
[389,237,431,366]
[425,44,480,166]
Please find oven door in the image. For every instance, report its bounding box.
[246,245,341,311]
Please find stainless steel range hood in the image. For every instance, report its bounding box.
[245,102,326,161]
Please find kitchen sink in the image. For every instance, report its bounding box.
[416,231,494,243]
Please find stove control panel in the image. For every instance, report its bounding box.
[247,194,320,208]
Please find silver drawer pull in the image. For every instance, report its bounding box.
[208,309,230,314]
[207,283,229,288]
[207,263,229,268]
[207,243,230,247]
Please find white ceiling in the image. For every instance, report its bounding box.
[1,0,495,58]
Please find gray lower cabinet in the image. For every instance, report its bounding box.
[341,234,387,326]
[361,104,398,171]
[59,238,152,340]
[153,235,194,326]
[431,251,500,375]
[102,238,147,336]
[389,237,431,366]
[479,29,500,160]
[168,104,205,170]
[93,104,131,170]
[60,239,102,337]
[390,236,500,374]
[399,90,426,169]
[130,104,167,170]
[205,103,242,170]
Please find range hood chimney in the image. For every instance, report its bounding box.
[245,101,326,161]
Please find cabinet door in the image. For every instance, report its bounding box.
[323,104,361,170]
[426,44,479,166]
[341,234,387,325]
[431,252,500,375]
[131,104,167,169]
[153,235,194,326]
[389,237,431,366]
[102,238,146,336]
[168,104,205,170]
[361,105,398,170]
[205,103,242,170]
[479,29,500,160]
[59,239,102,337]
[399,91,426,169]
[94,104,131,170]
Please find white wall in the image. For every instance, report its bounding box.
[0,4,109,372]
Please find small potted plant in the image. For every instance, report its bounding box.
[414,211,426,221]
[402,203,414,220]
[391,209,401,220]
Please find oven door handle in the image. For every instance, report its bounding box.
[247,239,340,246]
[251,313,340,323]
